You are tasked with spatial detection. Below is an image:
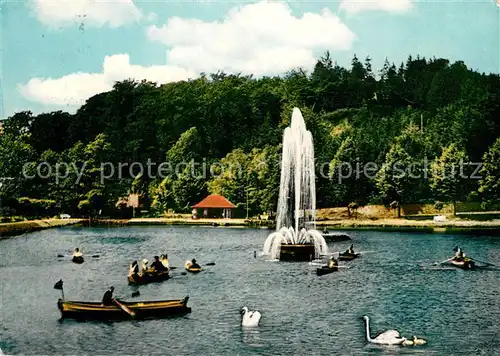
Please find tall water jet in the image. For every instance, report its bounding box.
[263,108,327,261]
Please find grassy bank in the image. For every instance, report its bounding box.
[316,218,500,235]
[0,219,85,238]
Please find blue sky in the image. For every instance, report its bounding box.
[1,0,499,118]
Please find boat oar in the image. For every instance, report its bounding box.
[434,258,453,265]
[470,258,496,267]
[205,262,216,266]
[113,298,135,318]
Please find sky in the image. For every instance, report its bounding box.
[1,0,499,118]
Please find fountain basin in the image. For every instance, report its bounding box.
[279,244,316,262]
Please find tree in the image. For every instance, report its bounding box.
[375,141,416,217]
[478,138,500,204]
[430,143,469,215]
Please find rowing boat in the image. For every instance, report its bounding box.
[186,266,201,273]
[128,270,170,285]
[316,266,338,276]
[57,296,191,320]
[338,252,360,261]
[185,261,202,273]
[450,258,475,270]
[72,256,84,264]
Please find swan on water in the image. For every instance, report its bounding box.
[241,307,261,327]
[362,316,407,345]
[402,335,427,346]
[412,336,427,345]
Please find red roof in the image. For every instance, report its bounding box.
[192,194,236,209]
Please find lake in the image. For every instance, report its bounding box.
[1,226,499,355]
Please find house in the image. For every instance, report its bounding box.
[191,194,236,219]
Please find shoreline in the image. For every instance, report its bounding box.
[92,217,500,235]
[1,217,499,238]
[0,219,85,238]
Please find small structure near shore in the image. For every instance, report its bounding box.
[192,194,236,219]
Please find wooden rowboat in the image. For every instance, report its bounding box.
[57,296,191,320]
[186,266,201,273]
[450,258,475,270]
[338,252,360,261]
[316,266,338,276]
[72,256,84,264]
[128,271,170,285]
[185,261,202,273]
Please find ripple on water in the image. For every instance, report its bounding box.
[0,226,499,354]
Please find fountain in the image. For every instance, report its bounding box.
[263,108,328,261]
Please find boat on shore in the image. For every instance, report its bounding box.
[128,271,170,285]
[450,258,475,270]
[338,252,360,261]
[57,296,191,321]
[316,266,338,276]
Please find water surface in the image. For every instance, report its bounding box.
[1,226,499,355]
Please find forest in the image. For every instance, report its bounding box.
[1,53,499,218]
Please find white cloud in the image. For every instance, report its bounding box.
[18,54,196,108]
[339,0,414,14]
[29,0,143,28]
[19,1,357,108]
[146,0,356,76]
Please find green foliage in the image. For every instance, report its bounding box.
[478,138,500,203]
[1,54,500,217]
[430,143,469,206]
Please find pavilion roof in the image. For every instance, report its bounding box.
[192,194,236,209]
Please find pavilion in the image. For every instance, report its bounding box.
[191,194,236,219]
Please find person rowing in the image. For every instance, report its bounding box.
[151,256,167,272]
[160,254,170,270]
[328,256,338,269]
[72,248,83,258]
[190,259,201,269]
[345,244,355,255]
[140,259,149,275]
[128,261,139,278]
[102,286,114,306]
[453,246,465,261]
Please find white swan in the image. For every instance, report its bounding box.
[412,336,427,345]
[402,335,427,346]
[362,316,407,345]
[241,306,261,327]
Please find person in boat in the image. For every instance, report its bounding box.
[328,256,338,269]
[346,244,355,255]
[453,247,465,261]
[190,259,201,269]
[323,227,328,234]
[72,248,83,258]
[102,286,115,306]
[140,259,149,275]
[160,254,170,270]
[151,255,166,272]
[128,261,139,277]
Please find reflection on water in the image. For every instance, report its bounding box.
[0,226,499,354]
[241,328,264,347]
